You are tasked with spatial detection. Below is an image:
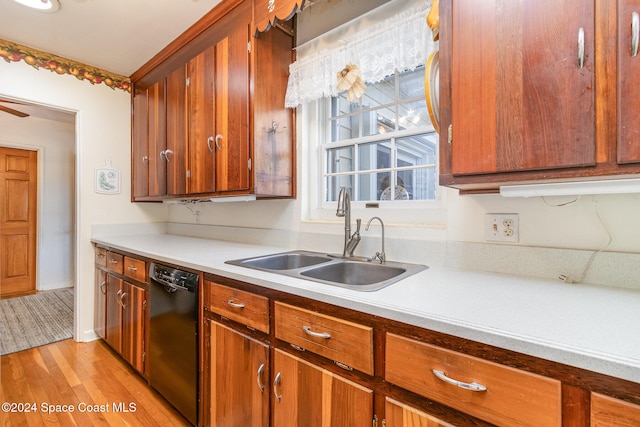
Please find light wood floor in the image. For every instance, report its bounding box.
[0,339,191,426]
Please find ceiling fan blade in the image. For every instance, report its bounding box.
[0,105,29,118]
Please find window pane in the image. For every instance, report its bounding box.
[331,114,361,142]
[327,146,354,174]
[367,107,396,136]
[395,134,437,167]
[363,75,395,108]
[326,175,354,202]
[398,168,436,200]
[398,98,430,130]
[358,172,388,201]
[358,141,391,172]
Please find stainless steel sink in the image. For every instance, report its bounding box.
[236,251,332,270]
[226,250,427,291]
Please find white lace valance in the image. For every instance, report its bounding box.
[285,0,435,108]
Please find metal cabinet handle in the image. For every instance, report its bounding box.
[302,326,331,339]
[109,259,118,264]
[227,300,245,309]
[432,369,487,392]
[160,150,166,162]
[116,289,123,307]
[632,12,639,57]
[142,155,149,166]
[273,372,282,402]
[128,266,138,271]
[257,363,265,393]
[207,136,214,153]
[120,292,127,308]
[100,281,106,294]
[164,149,174,162]
[577,27,585,69]
[215,134,222,151]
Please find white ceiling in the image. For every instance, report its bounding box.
[0,0,223,77]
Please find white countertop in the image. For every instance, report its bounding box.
[91,233,640,384]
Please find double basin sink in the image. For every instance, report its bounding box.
[226,250,427,291]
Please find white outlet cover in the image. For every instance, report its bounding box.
[485,213,519,243]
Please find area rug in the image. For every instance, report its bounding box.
[0,289,74,356]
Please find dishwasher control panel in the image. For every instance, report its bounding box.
[149,263,199,291]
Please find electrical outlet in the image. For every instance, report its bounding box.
[485,214,519,243]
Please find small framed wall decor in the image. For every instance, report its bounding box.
[95,160,121,194]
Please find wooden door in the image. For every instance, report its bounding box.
[147,80,167,197]
[94,268,107,340]
[188,45,217,194]
[272,349,373,427]
[385,397,454,427]
[105,274,123,353]
[204,320,269,427]
[132,86,149,200]
[214,24,250,193]
[166,64,188,196]
[0,147,37,298]
[617,1,640,163]
[450,0,595,175]
[122,281,146,374]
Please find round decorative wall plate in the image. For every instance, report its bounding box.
[425,50,440,132]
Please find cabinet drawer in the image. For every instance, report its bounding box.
[274,302,373,375]
[106,251,123,274]
[124,256,146,282]
[95,247,107,267]
[591,392,640,426]
[205,281,269,333]
[385,333,561,427]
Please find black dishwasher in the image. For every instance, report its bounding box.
[149,262,199,426]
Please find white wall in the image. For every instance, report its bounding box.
[0,114,76,291]
[0,59,167,341]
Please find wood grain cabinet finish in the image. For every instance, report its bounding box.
[274,301,374,375]
[204,280,269,333]
[95,247,107,267]
[617,1,640,164]
[94,268,107,340]
[105,251,124,275]
[272,349,373,427]
[203,320,269,427]
[591,392,640,426]
[385,333,561,427]
[123,256,146,283]
[385,397,455,427]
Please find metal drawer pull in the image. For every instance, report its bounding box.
[577,27,585,69]
[257,363,265,393]
[432,369,487,392]
[632,12,639,57]
[302,326,331,339]
[109,259,118,264]
[273,372,282,402]
[227,300,245,309]
[128,266,138,271]
[97,253,105,259]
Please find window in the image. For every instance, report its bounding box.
[322,66,437,204]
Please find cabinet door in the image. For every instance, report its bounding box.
[132,86,149,200]
[385,397,454,427]
[204,320,269,427]
[105,274,123,353]
[617,1,640,163]
[214,24,250,193]
[272,349,373,427]
[94,268,107,340]
[166,64,188,195]
[147,80,167,197]
[188,45,217,194]
[122,281,146,374]
[450,0,595,175]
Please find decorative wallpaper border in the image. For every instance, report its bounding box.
[0,38,131,93]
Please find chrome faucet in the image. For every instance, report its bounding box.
[365,216,386,263]
[336,187,361,257]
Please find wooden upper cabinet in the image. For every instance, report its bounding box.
[450,0,596,176]
[166,64,188,196]
[147,81,167,197]
[132,86,149,200]
[617,1,640,164]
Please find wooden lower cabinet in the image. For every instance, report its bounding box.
[94,267,107,340]
[272,349,373,427]
[384,397,454,427]
[102,270,147,375]
[591,392,640,426]
[203,319,269,427]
